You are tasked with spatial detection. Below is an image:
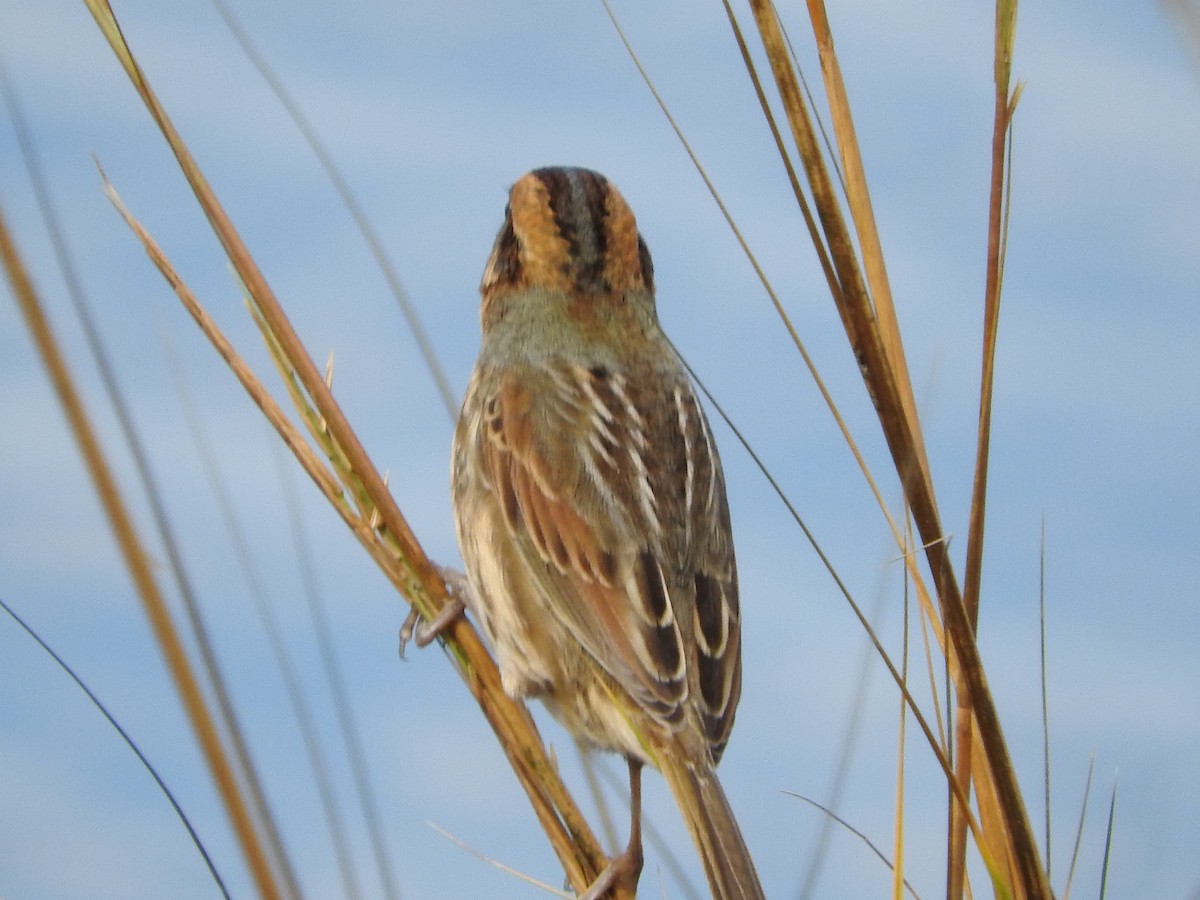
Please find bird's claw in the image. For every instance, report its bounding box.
[397,567,473,659]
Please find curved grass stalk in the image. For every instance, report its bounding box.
[0,596,231,898]
[80,1,612,891]
[720,1,1047,897]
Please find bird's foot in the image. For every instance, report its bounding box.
[397,567,473,658]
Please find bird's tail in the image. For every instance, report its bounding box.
[659,753,765,900]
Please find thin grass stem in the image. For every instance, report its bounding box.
[1061,758,1094,900]
[1040,518,1052,882]
[783,791,924,900]
[0,596,231,898]
[1098,783,1117,899]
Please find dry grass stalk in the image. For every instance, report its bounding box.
[952,1,1025,896]
[614,0,1002,883]
[81,0,618,894]
[733,1,1050,897]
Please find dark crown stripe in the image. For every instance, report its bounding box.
[535,167,611,292]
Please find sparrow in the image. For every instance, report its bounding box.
[451,166,763,899]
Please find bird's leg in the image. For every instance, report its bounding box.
[579,758,644,900]
[397,566,472,658]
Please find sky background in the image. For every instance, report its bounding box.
[2,2,1198,898]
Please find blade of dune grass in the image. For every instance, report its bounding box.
[81,3,612,885]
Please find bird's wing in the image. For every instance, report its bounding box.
[477,358,740,749]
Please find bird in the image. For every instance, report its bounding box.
[450,166,763,899]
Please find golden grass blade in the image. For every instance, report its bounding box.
[81,0,439,606]
[0,202,286,900]
[741,0,954,618]
[916,590,949,750]
[964,0,1021,645]
[736,2,1051,897]
[744,0,873,365]
[969,725,1019,895]
[700,24,985,842]
[82,0,613,875]
[778,17,848,195]
[99,176,343,509]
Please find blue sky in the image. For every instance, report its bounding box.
[2,2,1198,898]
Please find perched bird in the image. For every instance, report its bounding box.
[451,166,763,899]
